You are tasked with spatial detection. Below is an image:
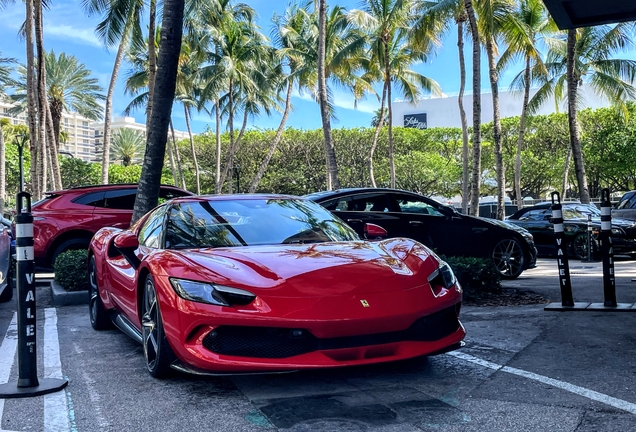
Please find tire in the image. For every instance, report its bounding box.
[571,233,589,260]
[142,274,175,379]
[0,275,12,303]
[491,238,526,280]
[88,256,112,330]
[50,237,91,268]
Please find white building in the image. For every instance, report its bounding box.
[1,100,191,162]
[391,84,610,130]
[92,116,191,157]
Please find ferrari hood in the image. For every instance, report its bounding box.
[172,239,438,297]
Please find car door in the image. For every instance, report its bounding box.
[107,205,167,327]
[320,192,403,239]
[390,192,477,256]
[510,208,554,253]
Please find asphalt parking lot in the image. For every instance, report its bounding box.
[1,257,635,431]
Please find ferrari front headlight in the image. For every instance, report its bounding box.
[428,261,461,294]
[170,278,255,306]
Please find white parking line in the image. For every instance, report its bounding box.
[43,308,70,432]
[448,351,636,415]
[0,313,18,421]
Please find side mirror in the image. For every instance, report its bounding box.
[364,223,388,240]
[114,231,139,249]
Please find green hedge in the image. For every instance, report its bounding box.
[442,256,501,301]
[53,249,89,292]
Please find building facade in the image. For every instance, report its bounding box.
[1,100,190,162]
[391,84,610,130]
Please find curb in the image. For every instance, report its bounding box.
[50,280,89,306]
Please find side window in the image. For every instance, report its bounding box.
[138,206,167,248]
[104,189,137,210]
[348,194,391,212]
[73,191,105,207]
[393,194,443,216]
[617,193,635,209]
[519,209,549,221]
[627,194,636,210]
[320,197,351,211]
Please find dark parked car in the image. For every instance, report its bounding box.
[507,203,636,259]
[613,191,636,221]
[13,184,192,269]
[307,188,537,279]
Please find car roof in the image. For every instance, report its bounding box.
[44,184,191,195]
[168,193,304,204]
[305,188,420,200]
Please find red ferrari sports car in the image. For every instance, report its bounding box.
[88,195,465,378]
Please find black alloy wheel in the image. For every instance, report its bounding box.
[571,233,590,260]
[88,256,111,330]
[141,274,175,378]
[492,238,525,279]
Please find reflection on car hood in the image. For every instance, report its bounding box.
[172,239,439,297]
[484,217,534,237]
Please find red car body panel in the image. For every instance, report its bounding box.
[90,197,465,373]
[24,184,192,266]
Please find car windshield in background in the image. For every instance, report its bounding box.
[563,204,601,219]
[166,198,360,249]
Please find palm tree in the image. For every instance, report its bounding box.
[0,54,16,215]
[499,0,553,209]
[249,0,312,193]
[464,0,481,217]
[83,0,145,184]
[132,0,185,223]
[349,0,442,189]
[475,0,514,220]
[110,128,146,166]
[456,7,470,214]
[530,23,636,203]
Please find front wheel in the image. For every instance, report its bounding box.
[571,233,590,260]
[492,238,525,279]
[142,274,175,378]
[88,256,112,330]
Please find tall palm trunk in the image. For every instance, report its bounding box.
[145,0,157,134]
[226,77,235,193]
[486,38,504,220]
[566,28,590,204]
[562,145,572,198]
[166,123,179,186]
[457,18,470,214]
[169,119,186,188]
[34,0,50,192]
[131,0,185,223]
[102,24,131,184]
[215,98,221,193]
[220,109,248,193]
[45,104,62,190]
[385,40,396,189]
[249,78,294,193]
[25,0,39,197]
[317,0,340,190]
[465,0,481,217]
[369,81,388,188]
[515,56,531,209]
[184,105,200,194]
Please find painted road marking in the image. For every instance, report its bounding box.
[43,308,70,432]
[449,351,636,415]
[0,313,18,422]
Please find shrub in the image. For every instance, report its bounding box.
[441,255,501,301]
[53,249,89,292]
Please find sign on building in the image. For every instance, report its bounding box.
[404,113,427,129]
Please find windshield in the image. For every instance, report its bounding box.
[165,198,360,249]
[563,204,600,219]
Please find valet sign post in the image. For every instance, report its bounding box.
[0,192,68,398]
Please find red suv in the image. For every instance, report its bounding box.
[19,184,192,268]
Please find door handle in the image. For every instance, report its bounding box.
[472,227,488,233]
[409,221,424,226]
[347,219,363,224]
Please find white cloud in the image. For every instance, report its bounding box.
[44,23,102,48]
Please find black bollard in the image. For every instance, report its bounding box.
[544,192,590,311]
[0,192,68,398]
[600,189,617,307]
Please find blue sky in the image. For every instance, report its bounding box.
[0,0,579,134]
